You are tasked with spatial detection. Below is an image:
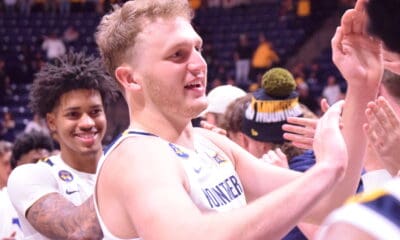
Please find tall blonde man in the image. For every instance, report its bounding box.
[93,0,380,239]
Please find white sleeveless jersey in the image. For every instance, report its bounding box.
[95,129,247,240]
[7,155,96,240]
[317,178,400,240]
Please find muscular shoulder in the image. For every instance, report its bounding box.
[7,163,59,215]
[194,127,237,164]
[8,163,55,189]
[102,135,183,177]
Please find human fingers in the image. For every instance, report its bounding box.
[384,60,400,75]
[286,117,318,129]
[363,122,382,149]
[319,100,344,128]
[264,149,288,168]
[377,96,400,128]
[365,104,386,138]
[1,231,16,240]
[351,9,366,35]
[283,133,313,150]
[331,27,344,65]
[383,49,400,74]
[340,9,356,35]
[376,96,398,128]
[354,0,367,12]
[282,123,315,137]
[274,148,289,168]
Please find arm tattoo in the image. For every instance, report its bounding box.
[26,193,103,240]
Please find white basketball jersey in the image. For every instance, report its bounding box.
[7,155,95,240]
[95,129,247,240]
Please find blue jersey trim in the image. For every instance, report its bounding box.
[363,194,400,228]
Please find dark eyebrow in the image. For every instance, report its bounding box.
[63,104,103,112]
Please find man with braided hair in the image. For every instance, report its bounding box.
[7,51,119,240]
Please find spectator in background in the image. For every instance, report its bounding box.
[0,111,16,142]
[41,32,66,62]
[207,0,220,8]
[279,0,293,20]
[59,0,71,15]
[45,0,57,14]
[234,33,252,87]
[189,0,202,9]
[11,130,54,168]
[0,58,12,104]
[4,0,16,14]
[19,0,33,16]
[322,75,343,106]
[297,0,311,17]
[251,33,280,82]
[84,0,99,12]
[223,67,320,239]
[24,113,50,136]
[0,141,12,190]
[297,80,319,116]
[201,84,247,128]
[30,52,46,74]
[63,26,80,44]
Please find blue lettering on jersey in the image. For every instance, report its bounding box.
[12,218,21,229]
[202,175,243,208]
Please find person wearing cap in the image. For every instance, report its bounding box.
[222,68,320,239]
[202,84,246,128]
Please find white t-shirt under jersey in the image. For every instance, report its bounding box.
[7,155,96,240]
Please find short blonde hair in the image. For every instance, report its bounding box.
[95,0,193,79]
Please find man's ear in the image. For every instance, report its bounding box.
[46,112,56,132]
[241,133,250,149]
[115,65,141,90]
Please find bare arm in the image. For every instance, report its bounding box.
[26,194,102,240]
[303,0,383,221]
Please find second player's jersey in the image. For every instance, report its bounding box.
[7,155,96,240]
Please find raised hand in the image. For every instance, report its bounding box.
[260,148,288,168]
[313,100,347,179]
[282,99,330,150]
[383,48,400,75]
[1,231,16,240]
[364,96,400,176]
[282,117,317,150]
[332,0,383,89]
